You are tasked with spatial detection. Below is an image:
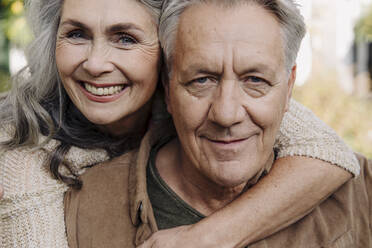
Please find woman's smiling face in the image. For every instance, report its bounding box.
[56,0,160,135]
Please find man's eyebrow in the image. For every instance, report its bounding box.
[239,64,277,78]
[179,62,222,78]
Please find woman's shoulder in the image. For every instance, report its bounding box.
[0,130,69,247]
[0,123,110,176]
[0,125,106,196]
[0,132,67,198]
[0,125,50,182]
[0,124,13,143]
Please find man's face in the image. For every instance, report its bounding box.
[166,3,296,188]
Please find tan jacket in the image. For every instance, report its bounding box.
[64,125,372,248]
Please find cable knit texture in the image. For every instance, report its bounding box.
[0,131,109,248]
[0,99,359,247]
[275,99,359,176]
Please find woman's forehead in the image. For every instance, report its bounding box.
[60,0,156,30]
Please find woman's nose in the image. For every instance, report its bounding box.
[82,43,115,77]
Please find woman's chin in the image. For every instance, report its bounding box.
[85,113,123,127]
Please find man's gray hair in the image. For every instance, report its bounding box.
[159,0,306,77]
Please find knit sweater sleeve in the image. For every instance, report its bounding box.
[275,99,360,176]
[0,131,69,248]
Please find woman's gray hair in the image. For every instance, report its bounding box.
[0,0,63,147]
[0,0,162,187]
[159,0,306,77]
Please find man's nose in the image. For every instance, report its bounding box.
[82,42,115,77]
[208,80,246,128]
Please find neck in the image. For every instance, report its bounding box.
[156,138,246,216]
[99,100,152,137]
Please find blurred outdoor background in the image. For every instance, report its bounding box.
[0,0,371,158]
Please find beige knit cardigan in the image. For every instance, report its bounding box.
[0,100,359,247]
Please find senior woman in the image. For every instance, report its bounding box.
[0,0,358,247]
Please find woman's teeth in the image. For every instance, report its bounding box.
[84,83,124,96]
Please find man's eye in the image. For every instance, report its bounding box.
[193,77,209,84]
[117,34,137,45]
[245,76,265,83]
[241,76,271,98]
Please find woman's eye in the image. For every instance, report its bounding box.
[67,30,86,39]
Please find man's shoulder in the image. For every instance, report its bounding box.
[65,149,138,227]
[253,153,372,248]
[354,152,371,175]
[327,152,371,211]
[79,149,137,187]
[349,152,372,196]
[65,150,138,248]
[308,152,372,247]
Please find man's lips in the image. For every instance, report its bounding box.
[201,137,252,150]
[200,131,259,148]
[205,138,248,144]
[200,135,254,158]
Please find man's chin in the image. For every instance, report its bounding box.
[208,162,260,188]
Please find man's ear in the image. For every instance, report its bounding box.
[284,64,296,112]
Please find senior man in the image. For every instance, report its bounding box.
[65,0,372,247]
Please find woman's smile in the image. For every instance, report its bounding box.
[78,80,129,103]
[55,0,160,131]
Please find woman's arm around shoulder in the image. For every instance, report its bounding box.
[138,99,357,248]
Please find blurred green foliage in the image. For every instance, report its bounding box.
[355,3,372,42]
[0,71,10,92]
[0,0,32,46]
[0,0,30,93]
[294,75,372,159]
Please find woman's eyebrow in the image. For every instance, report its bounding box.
[59,20,143,34]
[106,23,145,34]
[60,19,89,30]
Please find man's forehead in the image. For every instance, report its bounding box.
[173,3,285,76]
[174,46,281,78]
[176,2,281,39]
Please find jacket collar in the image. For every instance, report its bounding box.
[128,120,176,245]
